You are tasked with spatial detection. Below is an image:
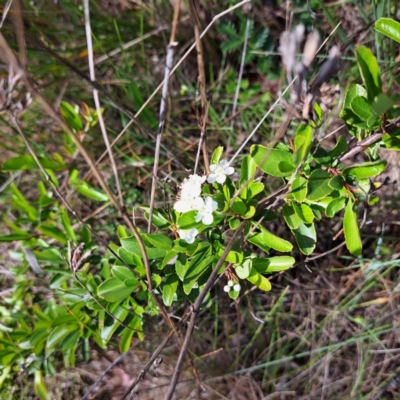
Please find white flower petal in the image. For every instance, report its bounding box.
[192,197,204,210]
[174,199,192,213]
[216,174,226,184]
[202,213,214,225]
[219,160,229,168]
[225,166,234,175]
[207,174,217,184]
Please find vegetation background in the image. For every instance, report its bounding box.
[1,0,400,399]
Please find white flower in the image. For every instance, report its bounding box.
[180,174,206,199]
[207,160,234,184]
[174,197,195,213]
[223,285,231,293]
[193,196,218,225]
[177,228,198,244]
[233,283,241,292]
[228,280,234,287]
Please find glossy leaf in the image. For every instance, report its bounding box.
[112,266,138,286]
[235,259,252,279]
[2,155,65,171]
[291,176,307,202]
[121,237,166,260]
[291,221,316,255]
[60,206,77,242]
[329,136,348,159]
[141,207,170,229]
[250,145,295,177]
[375,18,400,43]
[34,370,50,400]
[292,202,314,224]
[355,46,382,102]
[350,96,372,120]
[246,270,271,291]
[60,101,83,131]
[239,155,257,199]
[372,93,394,117]
[326,197,346,218]
[100,304,129,343]
[307,169,334,201]
[282,203,301,229]
[249,225,293,252]
[0,232,31,242]
[162,274,179,306]
[343,160,387,179]
[183,254,214,295]
[343,199,362,256]
[252,256,295,273]
[293,124,313,165]
[46,324,78,350]
[142,234,172,250]
[211,146,224,165]
[98,277,135,302]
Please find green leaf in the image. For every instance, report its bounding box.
[183,254,214,295]
[250,145,295,177]
[249,225,293,253]
[328,175,344,190]
[291,176,307,202]
[100,303,129,344]
[60,101,83,131]
[293,124,313,165]
[141,206,170,229]
[142,234,172,250]
[0,232,31,242]
[120,325,134,353]
[239,155,257,199]
[355,46,382,102]
[34,370,50,400]
[252,256,295,273]
[176,211,200,229]
[329,136,348,159]
[291,222,316,255]
[60,206,77,242]
[162,274,179,306]
[231,197,247,215]
[47,324,78,350]
[342,160,387,179]
[375,18,400,43]
[282,203,301,229]
[98,277,135,302]
[248,182,264,198]
[2,155,66,171]
[211,146,224,165]
[76,182,109,202]
[350,96,372,120]
[112,266,138,286]
[235,259,252,279]
[121,237,166,259]
[37,224,68,244]
[372,93,394,117]
[313,147,331,166]
[246,270,271,291]
[292,202,314,223]
[326,197,346,218]
[307,170,334,201]
[343,199,362,256]
[341,84,368,113]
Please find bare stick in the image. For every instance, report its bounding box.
[0,0,13,29]
[83,0,123,207]
[229,9,251,135]
[94,25,168,64]
[188,0,210,175]
[163,221,247,400]
[148,0,181,232]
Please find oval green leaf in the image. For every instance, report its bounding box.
[98,277,135,302]
[343,199,362,256]
[375,18,400,43]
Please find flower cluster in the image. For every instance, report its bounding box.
[174,160,234,243]
[223,280,241,293]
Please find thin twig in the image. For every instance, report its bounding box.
[81,343,139,400]
[229,9,252,135]
[148,40,178,231]
[83,0,124,207]
[0,0,13,29]
[188,0,210,175]
[163,221,247,400]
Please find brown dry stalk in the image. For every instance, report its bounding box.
[188,0,210,175]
